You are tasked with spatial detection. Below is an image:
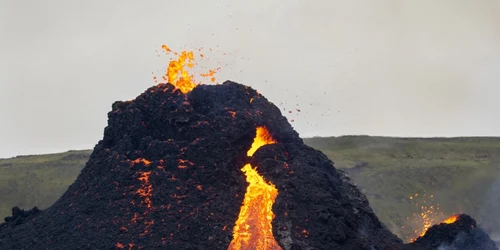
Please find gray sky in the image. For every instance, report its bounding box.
[1,0,499,158]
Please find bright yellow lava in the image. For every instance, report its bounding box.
[228,127,282,250]
[246,127,277,157]
[443,214,459,224]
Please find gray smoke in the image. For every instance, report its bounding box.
[436,232,467,250]
[478,161,500,248]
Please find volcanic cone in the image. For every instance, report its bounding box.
[409,214,498,250]
[0,81,403,250]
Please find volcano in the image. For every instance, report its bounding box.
[1,47,497,250]
[0,81,402,249]
[408,214,498,250]
[1,81,498,250]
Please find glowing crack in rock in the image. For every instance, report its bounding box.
[228,126,282,250]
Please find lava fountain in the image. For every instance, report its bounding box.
[158,45,282,249]
[154,44,219,94]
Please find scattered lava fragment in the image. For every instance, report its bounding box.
[406,192,461,242]
[415,214,460,241]
[228,126,282,250]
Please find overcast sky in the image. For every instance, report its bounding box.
[1,0,499,158]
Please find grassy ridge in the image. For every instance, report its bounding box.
[305,136,500,240]
[1,137,499,241]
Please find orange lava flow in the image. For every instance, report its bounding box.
[228,127,282,250]
[157,45,220,94]
[246,127,276,157]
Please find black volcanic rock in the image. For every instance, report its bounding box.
[251,145,401,250]
[1,81,401,249]
[3,207,41,227]
[409,214,498,250]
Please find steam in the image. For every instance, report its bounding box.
[436,231,466,250]
[437,243,457,250]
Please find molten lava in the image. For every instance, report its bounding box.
[228,126,282,250]
[156,45,220,94]
[246,127,277,157]
[413,214,461,242]
[443,214,459,224]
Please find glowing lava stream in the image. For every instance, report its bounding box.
[228,127,283,250]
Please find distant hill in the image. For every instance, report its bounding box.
[0,150,92,221]
[1,136,499,242]
[305,136,500,241]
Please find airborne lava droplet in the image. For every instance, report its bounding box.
[412,214,461,243]
[228,126,282,250]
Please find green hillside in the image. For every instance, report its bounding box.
[1,136,499,242]
[305,136,500,241]
[0,150,92,220]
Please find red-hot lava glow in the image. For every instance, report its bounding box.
[120,158,155,247]
[443,214,459,224]
[153,45,220,94]
[136,171,152,209]
[246,127,276,157]
[413,214,461,242]
[228,127,282,250]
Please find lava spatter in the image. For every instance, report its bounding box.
[153,45,221,94]
[411,214,498,250]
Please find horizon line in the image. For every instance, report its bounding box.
[2,134,500,160]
